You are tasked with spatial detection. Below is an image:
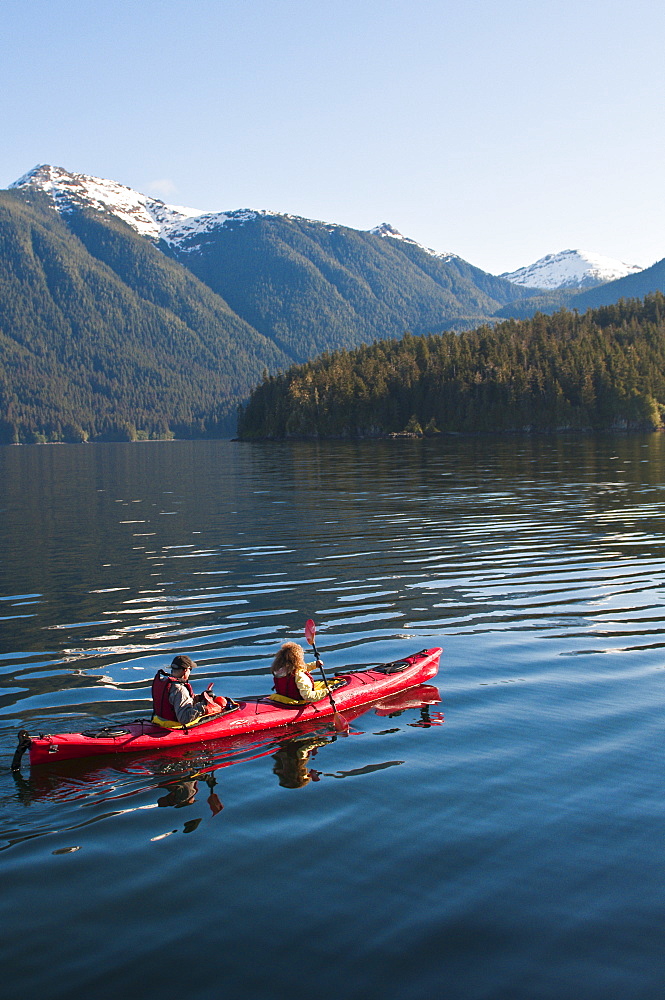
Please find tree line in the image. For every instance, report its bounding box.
[238,295,665,439]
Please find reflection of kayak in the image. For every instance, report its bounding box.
[10,686,441,828]
[372,685,441,716]
[14,648,441,768]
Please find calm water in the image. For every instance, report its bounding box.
[0,436,663,1000]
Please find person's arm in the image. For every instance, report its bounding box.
[295,668,326,702]
[170,682,205,724]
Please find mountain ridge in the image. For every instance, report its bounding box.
[12,165,472,273]
[11,164,648,291]
[3,163,665,444]
[0,172,534,442]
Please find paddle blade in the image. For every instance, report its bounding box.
[333,710,350,735]
[304,619,317,646]
[207,793,224,816]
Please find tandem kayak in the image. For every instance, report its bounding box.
[12,684,442,806]
[12,647,441,769]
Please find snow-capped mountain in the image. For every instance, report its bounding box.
[9,166,647,288]
[12,166,463,260]
[6,163,538,330]
[501,249,643,290]
[154,208,272,253]
[11,165,370,255]
[10,164,206,242]
[10,164,287,254]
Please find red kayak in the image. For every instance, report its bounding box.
[13,647,441,768]
[13,684,442,806]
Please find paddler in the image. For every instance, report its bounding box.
[151,654,229,727]
[270,642,341,704]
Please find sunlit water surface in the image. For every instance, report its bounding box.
[0,436,663,1000]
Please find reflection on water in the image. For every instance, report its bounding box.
[4,434,665,723]
[6,686,441,828]
[156,772,223,821]
[272,735,331,788]
[1,435,665,1000]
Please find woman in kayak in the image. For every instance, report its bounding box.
[270,642,334,704]
[152,655,229,727]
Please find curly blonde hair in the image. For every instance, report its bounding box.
[271,642,307,676]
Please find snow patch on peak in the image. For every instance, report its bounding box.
[160,208,263,252]
[370,222,457,261]
[10,165,286,251]
[501,249,643,290]
[371,222,406,239]
[10,164,205,241]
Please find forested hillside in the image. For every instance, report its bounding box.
[166,213,536,355]
[571,258,665,311]
[4,167,665,444]
[238,295,665,439]
[0,182,541,443]
[0,191,288,442]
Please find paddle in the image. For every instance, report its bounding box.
[205,773,224,816]
[304,619,349,734]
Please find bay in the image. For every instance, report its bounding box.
[0,435,663,1000]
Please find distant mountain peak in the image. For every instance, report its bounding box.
[370,222,405,239]
[501,248,643,290]
[10,164,206,242]
[9,165,316,252]
[369,222,456,261]
[11,166,464,262]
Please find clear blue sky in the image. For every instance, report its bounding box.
[1,0,664,274]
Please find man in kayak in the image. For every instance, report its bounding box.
[152,655,229,728]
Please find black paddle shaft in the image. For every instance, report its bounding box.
[311,640,333,689]
[305,619,348,733]
[311,636,340,699]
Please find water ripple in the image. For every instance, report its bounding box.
[1,436,664,999]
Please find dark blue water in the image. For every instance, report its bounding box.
[1,436,663,999]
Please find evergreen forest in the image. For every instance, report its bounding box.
[5,175,665,445]
[0,191,286,443]
[167,212,537,355]
[237,295,665,439]
[0,187,537,444]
